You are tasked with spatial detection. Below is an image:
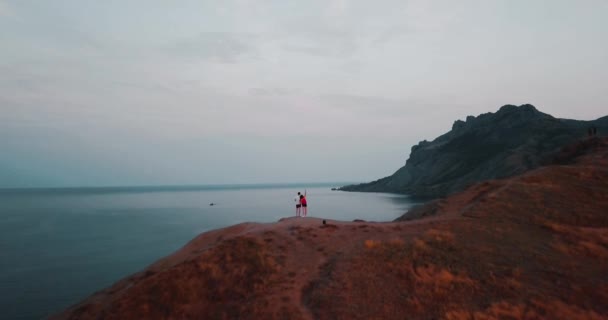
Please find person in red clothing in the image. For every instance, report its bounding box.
[300,192,308,217]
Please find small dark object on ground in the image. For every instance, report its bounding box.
[210,203,215,206]
[322,220,326,225]
[320,223,338,230]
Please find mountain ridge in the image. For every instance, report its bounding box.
[340,104,607,198]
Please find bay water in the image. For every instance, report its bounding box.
[0,183,421,319]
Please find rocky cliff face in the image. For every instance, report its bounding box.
[341,104,608,198]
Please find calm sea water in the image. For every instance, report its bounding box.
[0,183,421,319]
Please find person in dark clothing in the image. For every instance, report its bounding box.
[588,127,593,137]
[593,126,597,136]
[295,192,302,217]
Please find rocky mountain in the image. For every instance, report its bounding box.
[341,104,608,198]
[53,138,608,319]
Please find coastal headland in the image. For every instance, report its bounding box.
[341,104,608,198]
[54,137,608,319]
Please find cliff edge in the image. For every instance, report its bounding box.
[53,138,608,319]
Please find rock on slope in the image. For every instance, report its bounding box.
[341,104,608,198]
[53,138,608,319]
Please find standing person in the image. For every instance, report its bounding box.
[593,126,597,136]
[300,190,308,217]
[294,192,302,217]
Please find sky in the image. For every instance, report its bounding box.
[1,0,607,188]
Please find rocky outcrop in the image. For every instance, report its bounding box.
[341,104,608,198]
[53,138,608,319]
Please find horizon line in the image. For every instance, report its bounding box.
[0,181,358,193]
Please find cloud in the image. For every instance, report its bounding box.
[2,0,607,188]
[165,32,259,63]
[248,87,295,96]
[276,20,360,58]
[281,33,358,58]
[402,0,459,32]
[325,0,350,19]
[320,94,426,117]
[0,1,14,17]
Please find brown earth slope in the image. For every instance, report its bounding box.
[54,138,608,320]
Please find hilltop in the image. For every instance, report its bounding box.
[341,104,608,198]
[54,138,608,319]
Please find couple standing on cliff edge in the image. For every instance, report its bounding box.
[295,191,308,217]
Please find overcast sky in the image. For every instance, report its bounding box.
[1,0,607,188]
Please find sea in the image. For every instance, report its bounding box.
[0,183,422,319]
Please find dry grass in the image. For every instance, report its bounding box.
[68,237,282,320]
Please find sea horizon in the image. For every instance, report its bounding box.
[0,181,361,194]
